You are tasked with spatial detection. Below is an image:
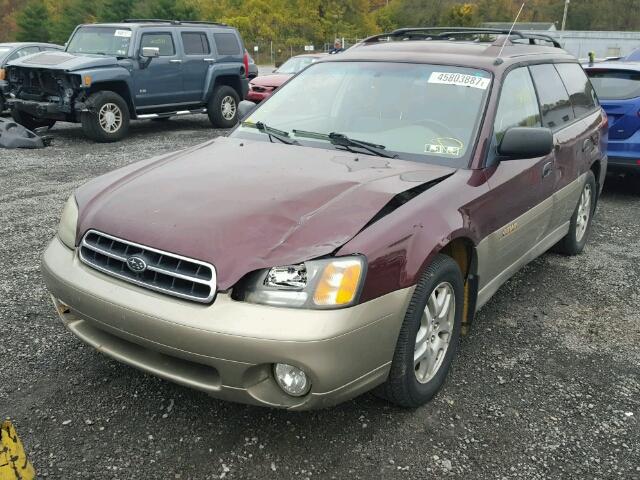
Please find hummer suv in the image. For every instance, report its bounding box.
[4,20,249,142]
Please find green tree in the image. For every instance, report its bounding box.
[98,0,135,23]
[49,0,96,44]
[16,0,50,42]
[446,3,477,27]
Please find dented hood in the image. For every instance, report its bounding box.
[75,137,454,289]
[8,51,119,71]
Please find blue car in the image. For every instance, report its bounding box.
[585,61,640,173]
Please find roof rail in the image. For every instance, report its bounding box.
[122,19,228,26]
[361,27,562,49]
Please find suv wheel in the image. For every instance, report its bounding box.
[377,254,463,408]
[207,86,239,128]
[11,110,56,131]
[553,170,597,256]
[81,91,130,142]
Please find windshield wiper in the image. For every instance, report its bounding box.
[292,129,397,158]
[243,121,299,145]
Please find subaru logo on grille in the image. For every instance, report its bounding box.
[126,256,147,273]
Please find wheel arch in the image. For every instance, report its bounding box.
[87,82,135,118]
[211,75,243,99]
[433,236,479,335]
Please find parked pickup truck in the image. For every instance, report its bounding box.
[3,20,250,142]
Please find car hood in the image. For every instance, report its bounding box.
[75,137,455,289]
[250,74,292,88]
[8,51,118,71]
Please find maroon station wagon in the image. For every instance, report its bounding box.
[42,28,608,410]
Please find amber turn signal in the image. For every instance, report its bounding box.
[313,259,363,306]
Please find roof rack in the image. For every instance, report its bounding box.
[122,19,228,27]
[361,27,562,49]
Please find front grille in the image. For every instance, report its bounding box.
[79,230,217,303]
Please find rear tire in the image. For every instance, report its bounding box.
[553,170,596,256]
[11,110,56,131]
[81,91,130,143]
[377,254,464,408]
[207,86,239,128]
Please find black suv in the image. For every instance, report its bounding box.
[4,20,249,142]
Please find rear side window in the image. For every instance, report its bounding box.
[140,33,175,56]
[555,63,598,117]
[213,33,241,55]
[530,64,575,130]
[182,32,210,55]
[494,67,541,143]
[587,69,640,100]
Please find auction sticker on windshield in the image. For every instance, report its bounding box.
[114,29,132,37]
[428,72,491,90]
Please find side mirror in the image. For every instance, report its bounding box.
[238,100,257,121]
[498,127,554,160]
[141,47,160,59]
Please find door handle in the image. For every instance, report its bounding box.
[169,59,182,64]
[203,58,216,63]
[542,161,553,178]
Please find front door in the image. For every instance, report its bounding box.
[477,67,556,302]
[134,31,184,109]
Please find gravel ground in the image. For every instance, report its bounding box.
[1,119,639,479]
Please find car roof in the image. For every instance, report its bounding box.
[79,21,236,30]
[337,39,575,72]
[584,61,640,72]
[294,53,328,58]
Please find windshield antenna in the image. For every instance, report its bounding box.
[495,2,526,64]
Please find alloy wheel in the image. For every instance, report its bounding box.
[575,182,592,242]
[221,96,237,121]
[98,103,123,133]
[414,282,456,384]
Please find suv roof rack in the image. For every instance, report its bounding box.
[362,27,562,49]
[122,19,228,27]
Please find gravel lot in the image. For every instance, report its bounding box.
[1,119,638,479]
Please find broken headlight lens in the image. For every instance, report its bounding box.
[239,256,366,309]
[57,195,79,249]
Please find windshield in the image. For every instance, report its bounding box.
[233,62,492,166]
[66,27,131,56]
[587,69,640,100]
[275,56,320,74]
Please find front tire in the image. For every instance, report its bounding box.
[377,254,464,408]
[554,170,597,256]
[81,91,130,143]
[11,110,56,131]
[207,86,239,128]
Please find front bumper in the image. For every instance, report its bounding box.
[42,236,413,410]
[7,98,81,120]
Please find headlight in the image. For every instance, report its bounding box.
[237,256,366,309]
[57,195,78,249]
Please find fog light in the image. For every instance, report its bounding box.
[273,363,310,397]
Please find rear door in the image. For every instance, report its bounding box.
[529,63,588,232]
[180,30,214,104]
[134,30,184,109]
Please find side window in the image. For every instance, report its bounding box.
[181,32,210,55]
[7,46,40,61]
[529,64,575,130]
[213,33,241,56]
[494,67,541,143]
[140,33,175,56]
[555,63,598,117]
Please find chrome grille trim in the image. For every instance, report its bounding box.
[79,230,217,303]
